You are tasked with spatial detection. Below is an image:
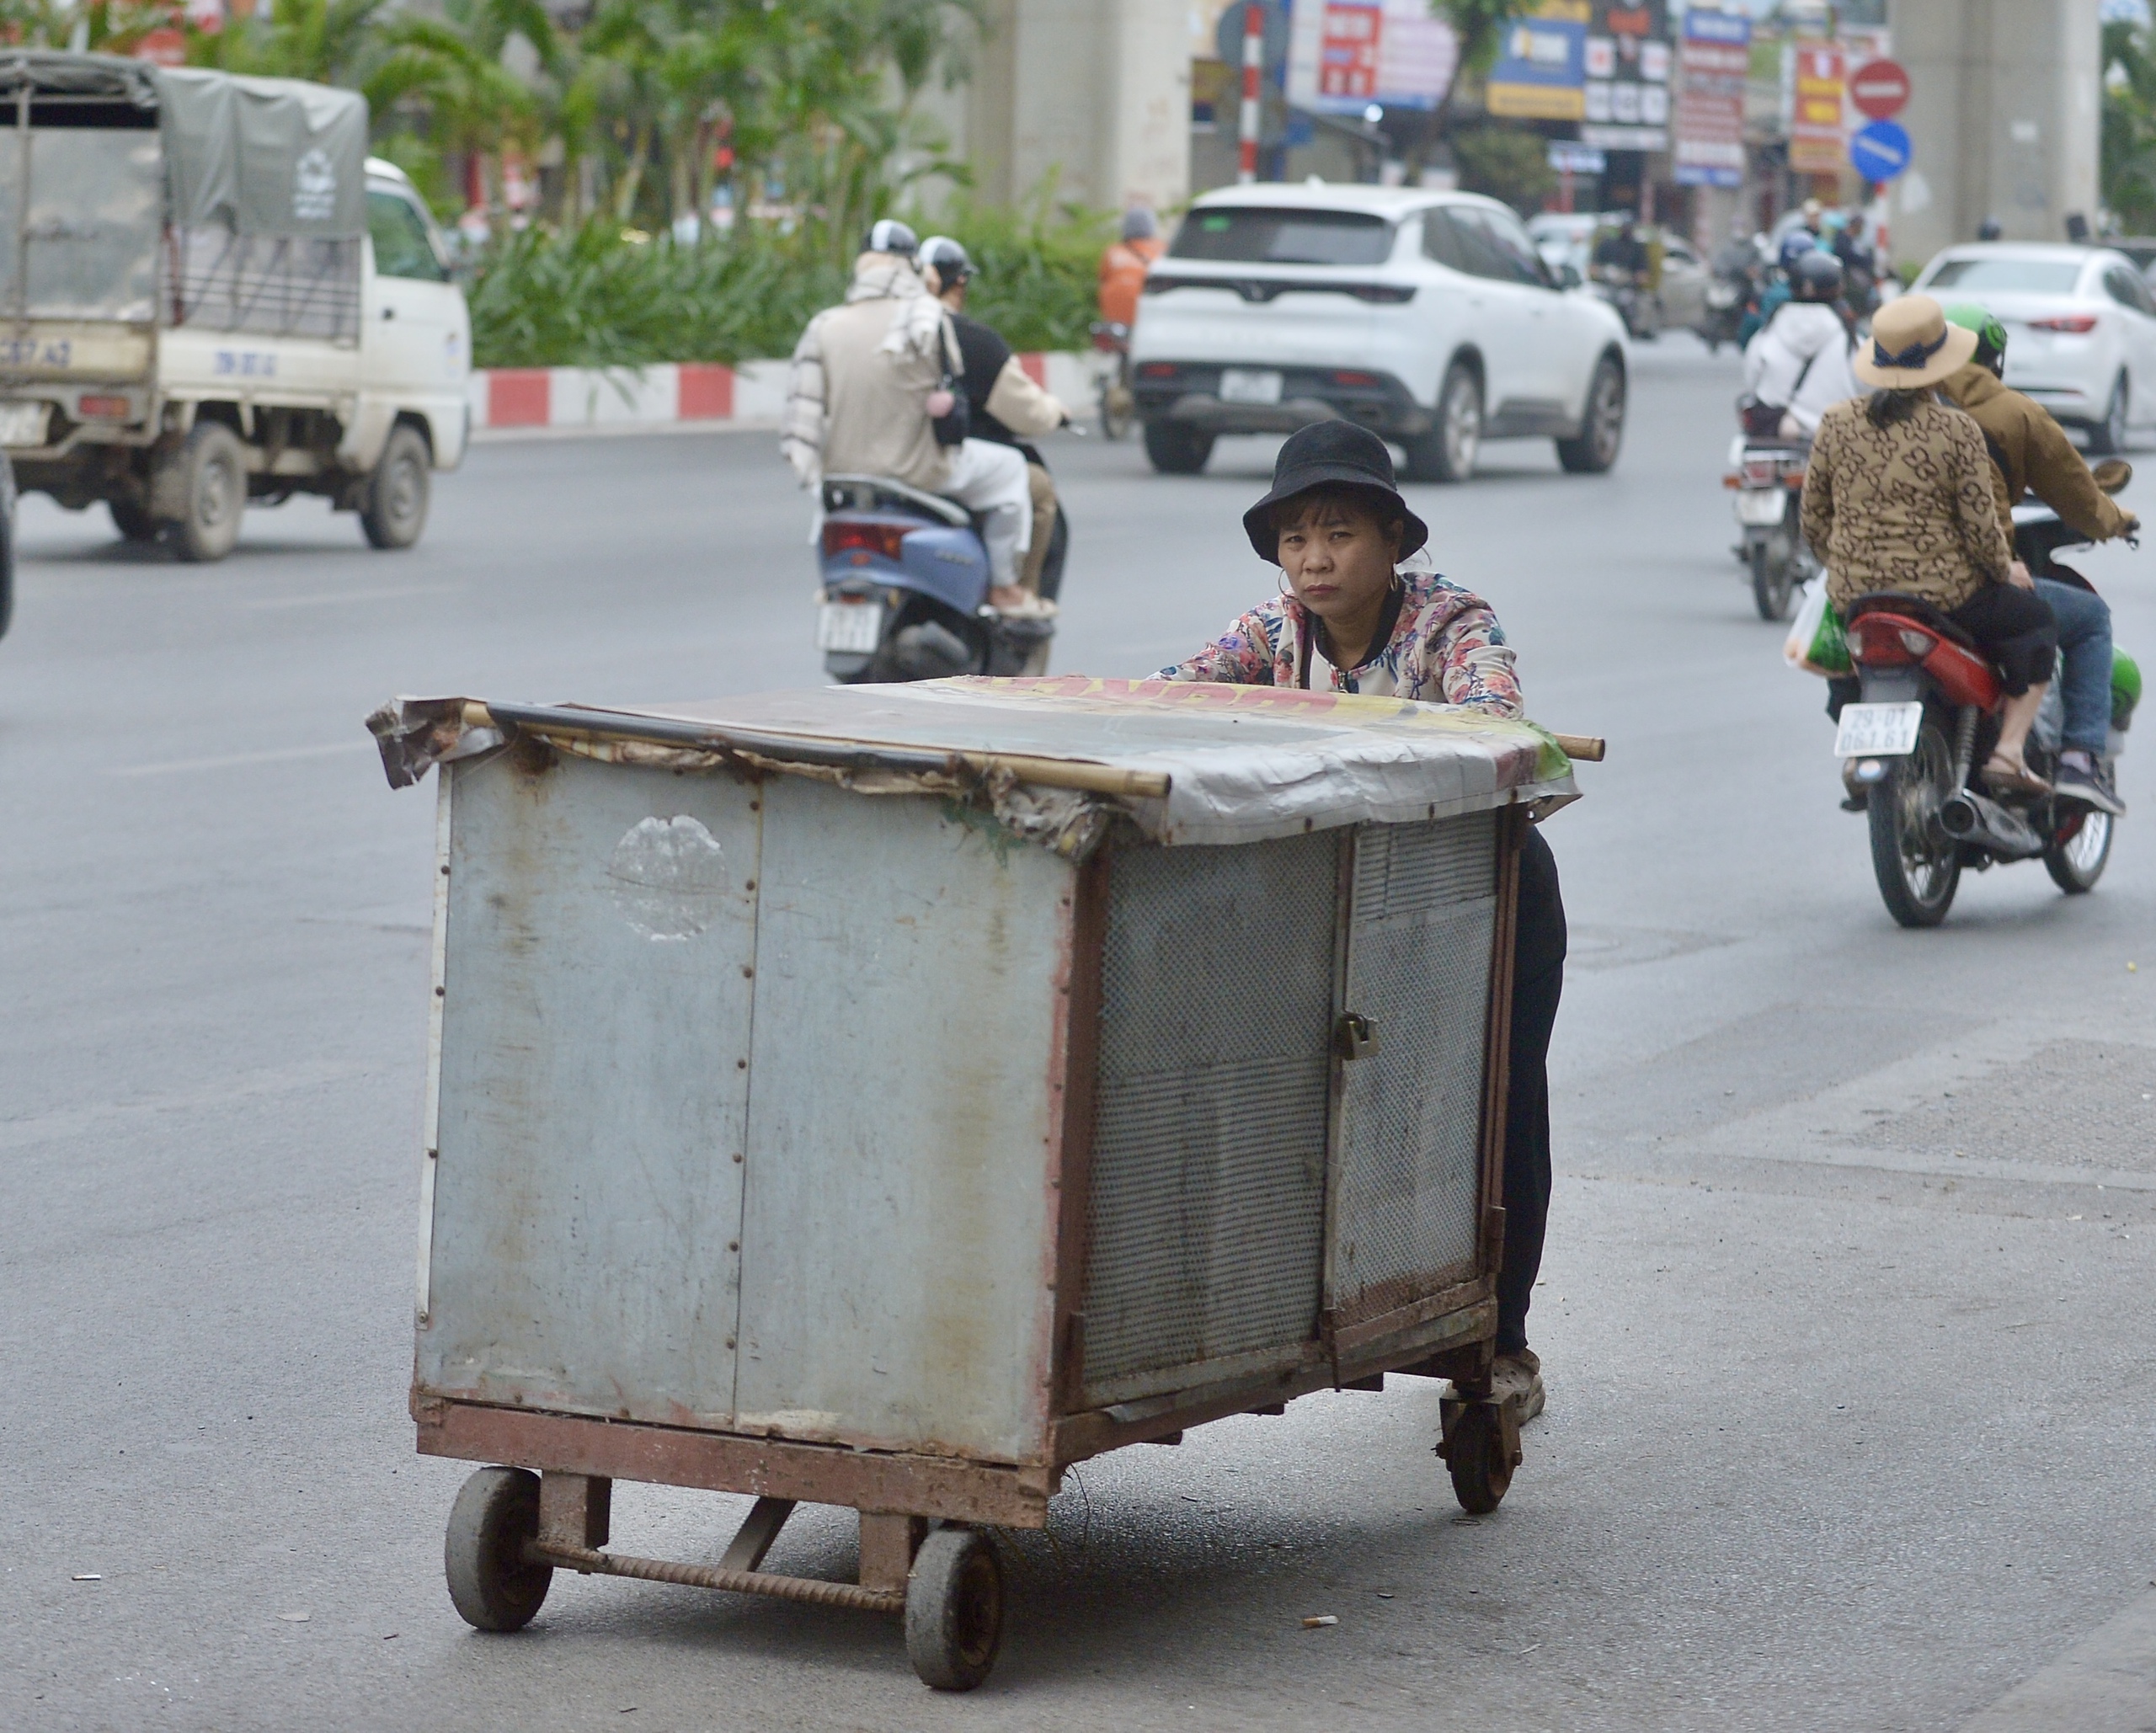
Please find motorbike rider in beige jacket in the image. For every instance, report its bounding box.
[782,221,1034,609]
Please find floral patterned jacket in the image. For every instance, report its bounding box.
[1154,558,1524,717]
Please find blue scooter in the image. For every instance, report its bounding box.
[814,452,1066,684]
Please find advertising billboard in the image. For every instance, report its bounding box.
[1284,0,1460,115]
[1673,7,1748,188]
[1486,0,1590,123]
[1579,0,1672,153]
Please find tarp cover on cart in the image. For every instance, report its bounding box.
[368,675,1580,848]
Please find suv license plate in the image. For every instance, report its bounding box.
[0,400,50,446]
[1833,701,1924,758]
[1219,368,1283,405]
[816,600,883,654]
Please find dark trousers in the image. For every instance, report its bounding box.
[1497,824,1565,1355]
[1949,583,2058,696]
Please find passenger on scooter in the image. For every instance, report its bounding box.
[1801,296,2059,795]
[1741,250,1859,440]
[920,235,1069,606]
[1939,304,2138,815]
[1154,421,1564,1426]
[781,219,1034,607]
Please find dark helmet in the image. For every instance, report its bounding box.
[1945,302,2009,375]
[1977,216,2004,242]
[864,218,919,259]
[1777,229,1817,271]
[1790,249,1844,301]
[918,234,974,291]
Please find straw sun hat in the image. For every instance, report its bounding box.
[1852,293,1980,390]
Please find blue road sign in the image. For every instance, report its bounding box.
[1849,119,1913,183]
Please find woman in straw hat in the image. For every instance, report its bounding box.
[1801,292,2058,794]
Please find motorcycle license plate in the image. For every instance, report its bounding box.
[816,600,883,653]
[1833,702,1924,759]
[1735,488,1788,525]
[1219,368,1283,405]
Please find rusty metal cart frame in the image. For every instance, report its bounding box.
[374,688,1590,1691]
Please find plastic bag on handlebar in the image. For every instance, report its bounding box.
[1783,579,1850,677]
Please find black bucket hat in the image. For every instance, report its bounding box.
[1241,420,1429,564]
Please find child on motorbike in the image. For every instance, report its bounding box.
[1152,420,1566,1424]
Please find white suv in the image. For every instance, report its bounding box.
[1130,184,1630,482]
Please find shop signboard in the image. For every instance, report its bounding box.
[1672,7,1747,188]
[1789,38,1847,174]
[1580,0,1671,154]
[1486,0,1589,122]
[1285,0,1460,114]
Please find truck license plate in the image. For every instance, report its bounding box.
[0,400,50,447]
[1833,701,1924,758]
[816,600,883,653]
[1735,488,1787,525]
[1219,368,1283,404]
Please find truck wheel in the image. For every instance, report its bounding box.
[168,421,247,563]
[109,500,159,542]
[363,424,432,550]
[1143,420,1214,475]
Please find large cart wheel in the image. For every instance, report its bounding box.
[1444,1404,1518,1516]
[445,1466,553,1632]
[905,1525,1005,1692]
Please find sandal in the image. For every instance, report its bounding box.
[1982,753,2052,797]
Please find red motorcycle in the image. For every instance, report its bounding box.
[1838,474,2130,926]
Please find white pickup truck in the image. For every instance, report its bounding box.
[0,51,468,559]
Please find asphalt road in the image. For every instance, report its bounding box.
[5,341,2154,1732]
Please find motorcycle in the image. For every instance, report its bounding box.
[1837,461,2135,927]
[1592,266,1659,339]
[1090,320,1134,440]
[1725,430,1815,621]
[1700,271,1751,352]
[814,449,1067,684]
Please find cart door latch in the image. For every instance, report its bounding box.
[1334,1012,1380,1061]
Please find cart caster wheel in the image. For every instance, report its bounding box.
[1442,1402,1520,1517]
[905,1525,1005,1691]
[445,1466,553,1631]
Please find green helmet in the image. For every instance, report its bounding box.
[1944,302,2008,373]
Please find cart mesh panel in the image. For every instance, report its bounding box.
[1081,832,1336,1394]
[1331,814,1497,1318]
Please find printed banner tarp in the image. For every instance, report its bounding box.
[1486,0,1588,122]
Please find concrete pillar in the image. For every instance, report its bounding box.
[937,0,1190,215]
[1887,0,2100,266]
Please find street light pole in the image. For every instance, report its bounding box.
[1239,2,1262,184]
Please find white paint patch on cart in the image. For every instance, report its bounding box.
[606,814,728,941]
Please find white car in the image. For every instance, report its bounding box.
[1908,243,2156,453]
[1130,184,1630,481]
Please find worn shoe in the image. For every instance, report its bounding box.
[2053,757,2127,816]
[1489,1349,1546,1425]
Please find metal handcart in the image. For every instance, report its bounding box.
[367,676,1589,1690]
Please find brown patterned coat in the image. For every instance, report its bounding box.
[1800,395,2013,612]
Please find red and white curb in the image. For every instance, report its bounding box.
[467,352,1093,436]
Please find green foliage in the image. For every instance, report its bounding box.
[2104,18,2156,235]
[466,192,1107,369]
[1451,124,1555,216]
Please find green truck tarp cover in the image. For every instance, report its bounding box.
[0,51,366,238]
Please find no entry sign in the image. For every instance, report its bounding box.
[1849,58,1911,120]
